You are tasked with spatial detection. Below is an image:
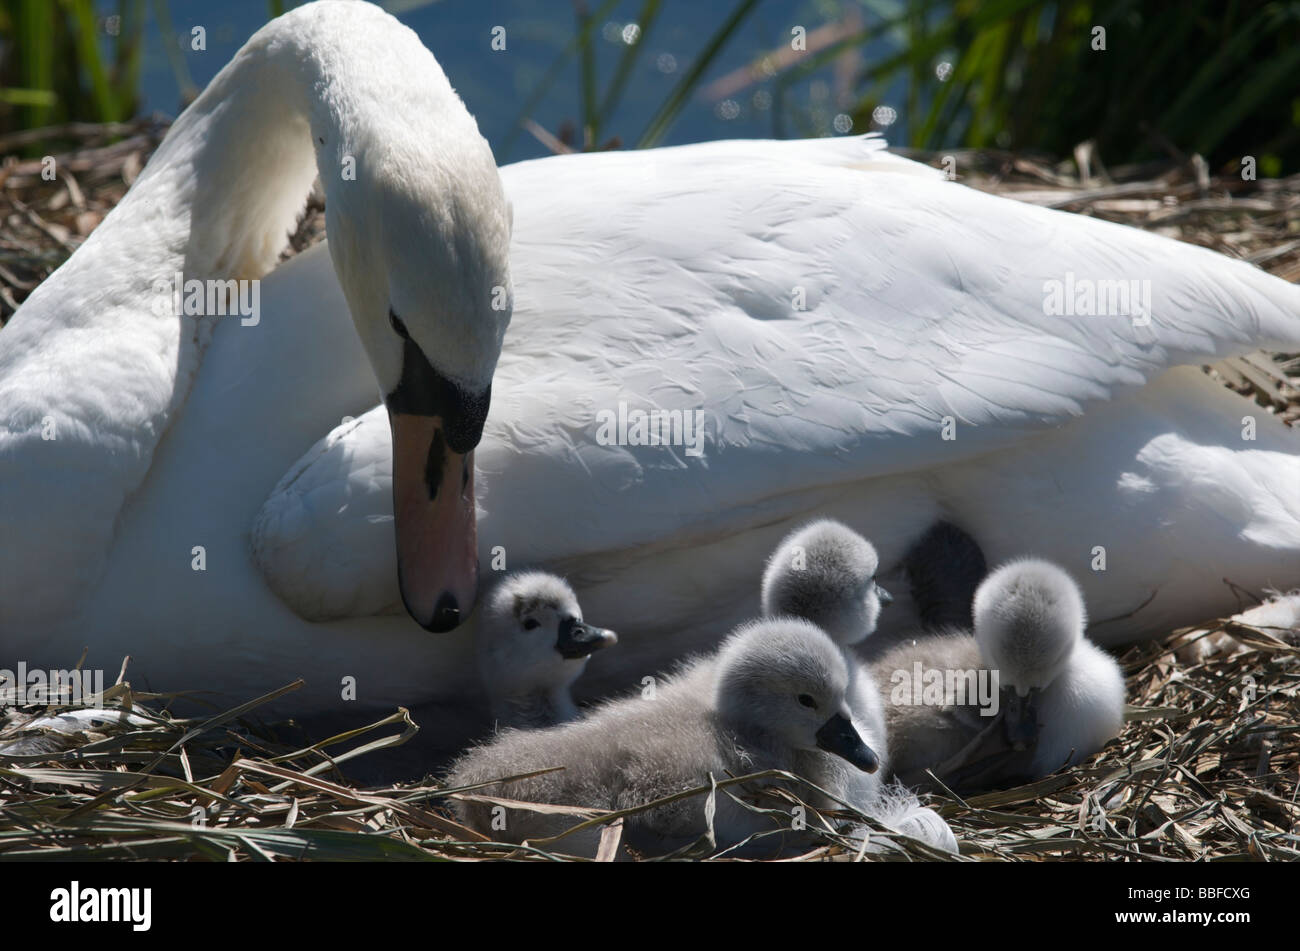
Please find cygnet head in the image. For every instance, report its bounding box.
[477,572,617,698]
[761,520,892,645]
[974,559,1085,693]
[713,618,880,773]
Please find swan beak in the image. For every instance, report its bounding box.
[555,618,618,660]
[876,583,894,607]
[390,413,478,633]
[816,712,880,773]
[1001,686,1041,750]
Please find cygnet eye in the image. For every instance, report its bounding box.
[523,618,540,631]
[797,693,818,709]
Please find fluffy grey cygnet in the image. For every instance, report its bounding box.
[446,617,879,858]
[761,518,893,645]
[477,571,617,729]
[761,519,957,853]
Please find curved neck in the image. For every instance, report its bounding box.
[111,10,390,283]
[0,4,475,624]
[135,59,318,281]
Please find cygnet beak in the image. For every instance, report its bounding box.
[555,617,619,660]
[876,583,894,607]
[1001,686,1041,750]
[815,712,880,773]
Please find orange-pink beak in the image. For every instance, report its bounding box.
[389,413,479,632]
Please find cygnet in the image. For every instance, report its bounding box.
[872,558,1125,793]
[446,617,880,858]
[477,571,617,730]
[761,519,957,853]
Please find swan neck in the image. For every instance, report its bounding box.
[123,30,357,282]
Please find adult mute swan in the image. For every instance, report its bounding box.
[2,1,1298,724]
[0,0,511,639]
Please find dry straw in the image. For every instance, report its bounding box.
[1,611,1295,861]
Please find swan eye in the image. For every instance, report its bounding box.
[798,694,817,709]
[523,618,540,631]
[388,309,411,340]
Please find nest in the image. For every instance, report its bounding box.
[0,615,1295,861]
[0,123,1297,860]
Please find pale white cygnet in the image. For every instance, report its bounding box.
[760,521,891,779]
[761,519,892,645]
[873,558,1125,792]
[974,559,1124,774]
[447,617,879,858]
[477,571,617,730]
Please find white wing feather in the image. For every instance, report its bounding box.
[252,136,1300,622]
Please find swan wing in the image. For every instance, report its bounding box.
[252,135,1300,620]
[490,135,1300,561]
[251,406,401,621]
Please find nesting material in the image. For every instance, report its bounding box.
[0,601,1295,860]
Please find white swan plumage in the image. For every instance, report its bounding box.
[2,1,1299,728]
[0,0,512,638]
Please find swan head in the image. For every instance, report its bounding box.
[760,520,892,646]
[477,571,617,700]
[320,74,513,633]
[713,618,880,773]
[973,558,1086,747]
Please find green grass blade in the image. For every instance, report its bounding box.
[596,0,661,135]
[16,0,56,128]
[637,0,761,149]
[113,0,145,121]
[500,0,621,159]
[149,0,197,107]
[64,0,118,122]
[576,1,597,147]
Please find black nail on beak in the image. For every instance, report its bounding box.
[815,712,880,773]
[426,592,460,633]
